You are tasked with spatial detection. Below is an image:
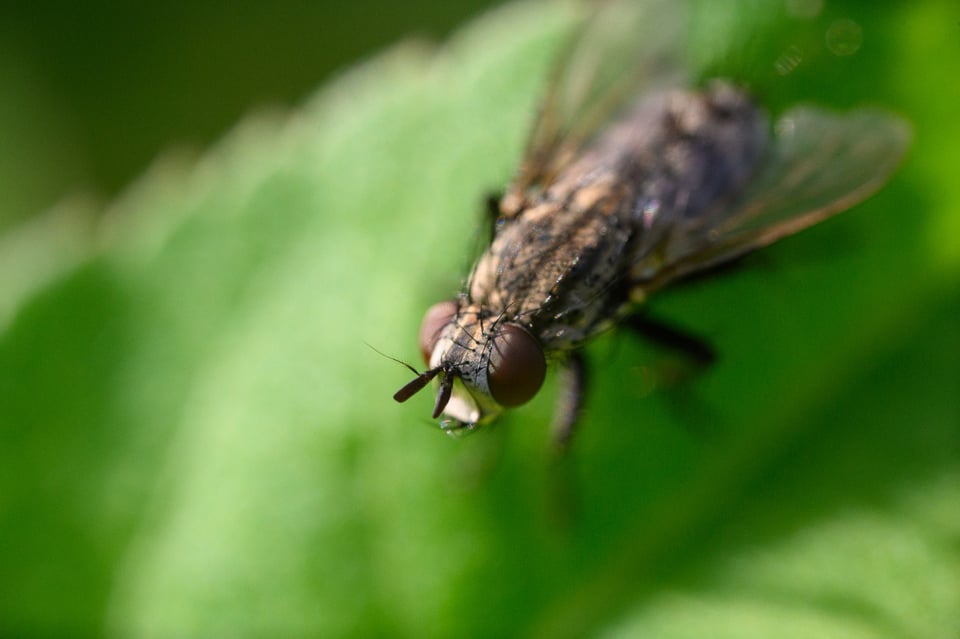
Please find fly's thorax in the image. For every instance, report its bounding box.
[468,181,637,355]
[457,85,768,364]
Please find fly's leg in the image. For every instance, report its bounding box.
[550,350,588,454]
[623,314,716,368]
[484,191,503,241]
[623,314,722,436]
[485,191,502,218]
[547,351,587,529]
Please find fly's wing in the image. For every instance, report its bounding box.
[501,0,690,216]
[644,106,912,289]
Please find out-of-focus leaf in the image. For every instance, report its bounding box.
[0,1,956,637]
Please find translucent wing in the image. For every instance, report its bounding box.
[501,0,690,215]
[644,106,912,289]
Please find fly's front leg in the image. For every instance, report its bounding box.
[551,350,588,454]
[484,191,503,241]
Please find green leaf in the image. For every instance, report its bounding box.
[0,1,957,637]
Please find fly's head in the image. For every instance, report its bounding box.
[393,300,546,433]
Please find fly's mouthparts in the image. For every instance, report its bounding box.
[432,375,454,418]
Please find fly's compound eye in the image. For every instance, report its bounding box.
[487,323,546,407]
[418,300,458,365]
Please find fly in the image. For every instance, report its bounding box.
[392,0,910,447]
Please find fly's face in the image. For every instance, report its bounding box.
[393,300,546,432]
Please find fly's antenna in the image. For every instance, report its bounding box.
[394,367,442,403]
[365,341,437,402]
[365,341,419,376]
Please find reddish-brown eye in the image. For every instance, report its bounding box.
[418,300,457,365]
[487,323,546,407]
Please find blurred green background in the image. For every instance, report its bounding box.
[0,0,503,232]
[0,1,957,637]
